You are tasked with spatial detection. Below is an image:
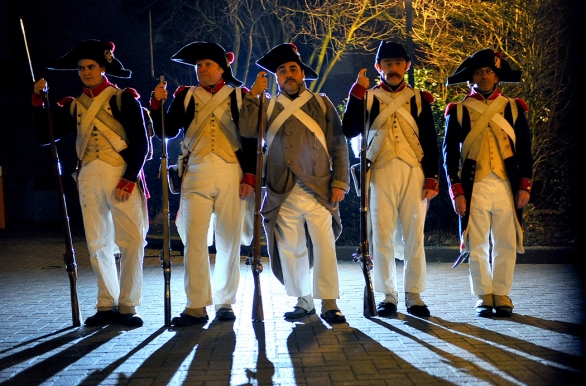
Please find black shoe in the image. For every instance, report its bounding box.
[284,307,316,319]
[407,305,430,317]
[494,306,513,317]
[475,306,494,318]
[320,310,346,324]
[171,313,209,326]
[376,302,397,316]
[85,310,119,326]
[118,313,144,326]
[216,308,236,321]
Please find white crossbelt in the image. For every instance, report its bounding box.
[265,91,328,157]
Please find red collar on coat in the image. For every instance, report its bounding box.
[377,80,407,93]
[82,76,113,98]
[468,87,501,101]
[200,79,226,94]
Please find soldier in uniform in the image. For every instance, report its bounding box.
[342,41,440,318]
[32,40,149,327]
[150,42,256,325]
[443,49,533,317]
[239,43,350,324]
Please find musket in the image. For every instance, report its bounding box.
[246,92,266,322]
[20,18,81,327]
[150,9,172,326]
[352,90,377,318]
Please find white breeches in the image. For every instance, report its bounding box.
[176,154,244,309]
[468,173,517,296]
[275,183,340,299]
[370,158,427,295]
[78,161,147,310]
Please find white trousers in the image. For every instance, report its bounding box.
[275,183,340,299]
[77,160,147,311]
[176,154,244,309]
[370,158,427,295]
[468,173,517,296]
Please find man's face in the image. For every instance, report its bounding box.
[276,61,305,95]
[376,58,410,86]
[195,59,224,87]
[77,59,105,88]
[472,67,499,93]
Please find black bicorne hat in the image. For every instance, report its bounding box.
[171,41,243,87]
[255,43,318,80]
[446,48,522,86]
[47,40,131,78]
[375,41,410,64]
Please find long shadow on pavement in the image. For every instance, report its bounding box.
[287,317,457,385]
[374,314,583,384]
[0,326,121,386]
[120,318,237,385]
[239,322,275,386]
[77,326,168,385]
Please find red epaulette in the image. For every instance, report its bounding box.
[57,96,75,107]
[173,86,188,98]
[241,86,250,94]
[123,87,141,99]
[421,90,434,103]
[514,98,529,112]
[444,102,457,118]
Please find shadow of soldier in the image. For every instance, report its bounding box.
[240,322,275,386]
[372,314,583,384]
[109,319,236,385]
[286,317,456,385]
[0,326,121,386]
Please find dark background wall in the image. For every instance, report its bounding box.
[0,1,582,242]
[0,0,373,232]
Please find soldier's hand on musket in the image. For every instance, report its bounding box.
[34,78,48,95]
[250,71,268,98]
[153,81,167,101]
[356,68,369,89]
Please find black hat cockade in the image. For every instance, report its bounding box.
[47,39,131,78]
[375,41,410,64]
[255,43,318,80]
[171,41,243,87]
[446,48,522,86]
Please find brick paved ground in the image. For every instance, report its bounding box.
[0,227,584,385]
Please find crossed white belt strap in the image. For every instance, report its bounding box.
[265,91,328,157]
[74,87,127,159]
[183,85,240,152]
[366,88,423,162]
[461,96,514,161]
